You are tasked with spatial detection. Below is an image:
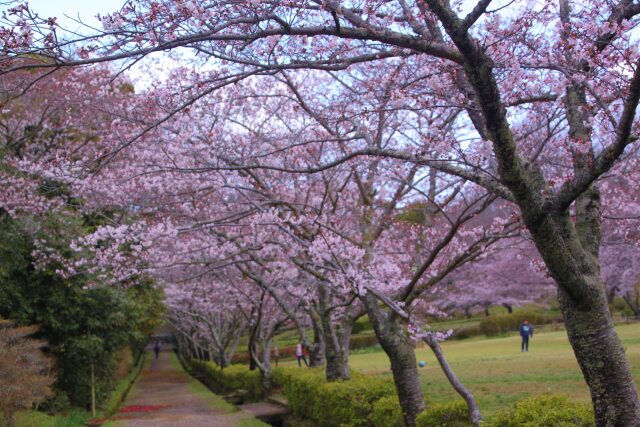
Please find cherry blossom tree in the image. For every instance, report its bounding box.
[3,0,640,424]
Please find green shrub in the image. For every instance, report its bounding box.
[352,318,373,334]
[272,368,324,420]
[350,334,379,351]
[450,324,483,340]
[190,360,264,401]
[371,395,404,427]
[351,344,383,355]
[273,367,397,427]
[416,401,472,427]
[479,312,545,336]
[485,395,594,427]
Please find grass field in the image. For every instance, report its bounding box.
[279,323,640,416]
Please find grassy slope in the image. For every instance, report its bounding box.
[279,323,640,415]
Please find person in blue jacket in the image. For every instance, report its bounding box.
[520,320,534,352]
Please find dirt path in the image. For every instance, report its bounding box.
[103,350,268,427]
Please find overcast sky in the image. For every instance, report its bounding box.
[26,0,125,30]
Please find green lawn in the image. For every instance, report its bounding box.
[279,323,640,416]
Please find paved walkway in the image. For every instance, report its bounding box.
[104,350,268,427]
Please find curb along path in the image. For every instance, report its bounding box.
[103,350,268,427]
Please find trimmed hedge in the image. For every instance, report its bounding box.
[232,345,298,364]
[188,359,594,427]
[189,360,264,401]
[232,334,380,364]
[479,312,546,336]
[416,401,472,427]
[350,334,379,351]
[273,367,397,427]
[415,396,593,427]
[485,395,594,427]
[352,318,373,334]
[449,324,483,340]
[370,395,404,427]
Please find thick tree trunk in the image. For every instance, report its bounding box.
[260,339,273,393]
[502,303,513,314]
[6,412,15,427]
[223,333,241,367]
[261,368,273,393]
[308,309,326,367]
[364,293,425,427]
[318,283,351,380]
[323,321,352,381]
[527,207,640,426]
[558,285,639,426]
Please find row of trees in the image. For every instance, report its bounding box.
[0,68,165,415]
[1,0,640,425]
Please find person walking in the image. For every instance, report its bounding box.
[295,341,308,367]
[153,341,161,359]
[520,319,534,352]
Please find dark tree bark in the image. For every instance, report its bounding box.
[306,306,326,367]
[364,293,425,427]
[318,283,353,380]
[421,0,640,422]
[248,337,258,371]
[322,320,352,381]
[464,306,473,318]
[524,203,640,425]
[623,292,640,317]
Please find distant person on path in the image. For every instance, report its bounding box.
[295,341,308,367]
[153,341,161,359]
[520,320,534,352]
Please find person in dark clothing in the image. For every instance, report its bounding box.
[520,320,534,352]
[153,341,161,359]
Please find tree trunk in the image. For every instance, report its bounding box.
[319,283,351,380]
[260,338,273,393]
[261,368,273,393]
[308,309,326,367]
[223,333,241,367]
[6,412,15,427]
[248,338,257,371]
[424,336,482,426]
[558,286,639,425]
[502,303,513,314]
[90,360,96,417]
[623,292,640,317]
[526,207,640,426]
[364,293,425,427]
[322,320,352,381]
